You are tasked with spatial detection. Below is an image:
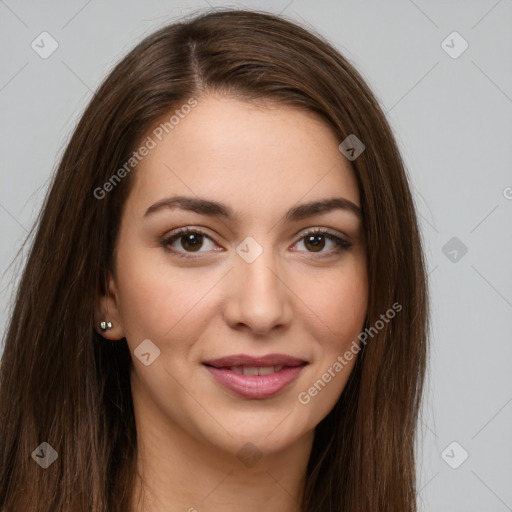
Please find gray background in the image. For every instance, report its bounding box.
[1,1,511,510]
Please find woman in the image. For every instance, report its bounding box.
[0,8,429,512]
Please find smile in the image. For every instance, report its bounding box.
[202,353,308,399]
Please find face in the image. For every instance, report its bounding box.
[97,93,368,458]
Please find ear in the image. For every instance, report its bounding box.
[94,272,125,340]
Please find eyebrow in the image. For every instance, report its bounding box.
[144,195,362,222]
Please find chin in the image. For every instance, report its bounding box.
[189,403,313,456]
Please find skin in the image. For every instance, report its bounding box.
[96,93,368,512]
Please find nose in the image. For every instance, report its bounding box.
[223,247,293,336]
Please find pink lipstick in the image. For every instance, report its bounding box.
[202,353,308,399]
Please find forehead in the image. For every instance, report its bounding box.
[127,94,360,220]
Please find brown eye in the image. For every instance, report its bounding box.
[179,233,204,252]
[294,229,352,256]
[303,234,326,252]
[162,228,218,258]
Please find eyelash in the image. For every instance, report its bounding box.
[161,227,352,260]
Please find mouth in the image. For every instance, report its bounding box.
[202,353,308,399]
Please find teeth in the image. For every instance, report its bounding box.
[228,365,284,376]
[243,367,259,376]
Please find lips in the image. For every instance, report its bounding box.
[202,353,308,399]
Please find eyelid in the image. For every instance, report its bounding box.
[295,226,349,242]
[162,226,216,245]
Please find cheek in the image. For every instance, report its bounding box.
[294,263,367,412]
[296,260,368,346]
[114,247,219,351]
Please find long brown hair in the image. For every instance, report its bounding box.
[0,8,429,511]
